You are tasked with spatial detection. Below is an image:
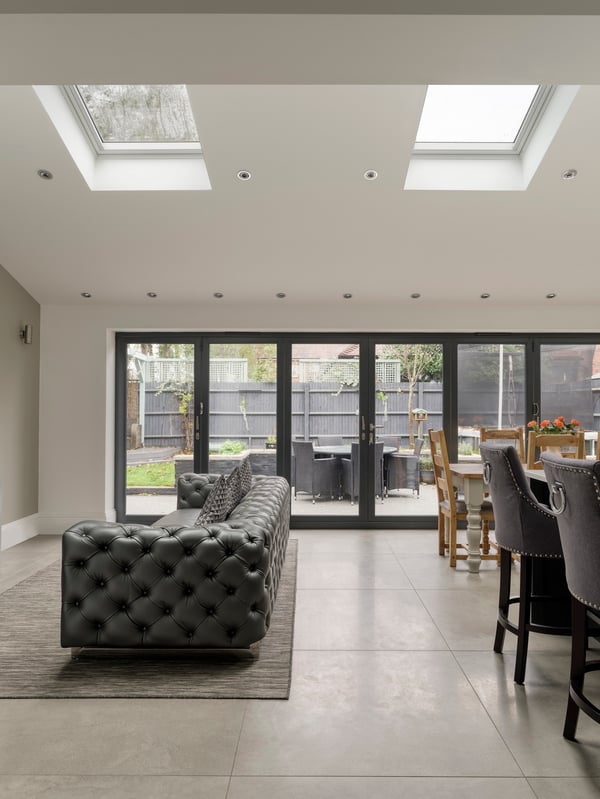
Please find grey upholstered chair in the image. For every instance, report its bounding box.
[341,442,384,504]
[480,443,570,684]
[292,440,339,503]
[385,438,424,497]
[542,452,600,740]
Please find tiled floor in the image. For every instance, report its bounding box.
[1,530,600,798]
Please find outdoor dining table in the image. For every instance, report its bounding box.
[313,445,397,457]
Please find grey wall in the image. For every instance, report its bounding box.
[0,264,39,526]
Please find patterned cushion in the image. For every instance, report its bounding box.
[194,474,230,525]
[226,466,244,509]
[238,456,253,496]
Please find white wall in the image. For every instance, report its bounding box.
[38,299,600,534]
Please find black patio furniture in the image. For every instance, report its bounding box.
[385,437,424,497]
[292,440,340,503]
[340,441,385,504]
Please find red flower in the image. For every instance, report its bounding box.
[571,419,580,427]
[554,419,565,429]
[527,420,537,428]
[540,420,550,428]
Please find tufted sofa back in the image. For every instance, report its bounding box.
[177,473,222,508]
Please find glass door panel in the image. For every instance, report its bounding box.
[539,343,599,457]
[290,342,359,517]
[208,343,278,476]
[373,342,442,519]
[125,342,195,518]
[457,343,526,461]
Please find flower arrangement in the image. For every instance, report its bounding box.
[527,416,580,434]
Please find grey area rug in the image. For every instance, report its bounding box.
[0,539,296,700]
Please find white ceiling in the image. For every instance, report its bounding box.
[1,5,600,311]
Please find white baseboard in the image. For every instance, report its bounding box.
[0,514,39,550]
[33,509,117,536]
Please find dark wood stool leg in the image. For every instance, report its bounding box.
[564,597,586,740]
[494,547,512,654]
[514,554,532,685]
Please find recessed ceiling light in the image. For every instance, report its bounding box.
[546,292,557,299]
[37,169,53,180]
[146,291,158,298]
[480,292,491,299]
[364,170,378,180]
[80,291,92,298]
[562,169,578,180]
[410,292,421,299]
[343,293,353,299]
[276,292,286,299]
[237,170,251,181]
[213,292,224,299]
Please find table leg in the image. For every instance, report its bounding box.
[462,476,484,573]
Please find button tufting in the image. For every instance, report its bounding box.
[249,564,256,572]
[227,587,235,595]
[99,581,105,587]
[164,608,171,614]
[78,561,85,567]
[74,600,80,607]
[123,566,129,573]
[165,568,172,576]
[96,623,102,630]
[227,629,236,638]
[206,570,214,578]
[141,589,148,596]
[207,607,214,616]
[187,632,193,638]
[185,549,192,556]
[141,626,147,632]
[103,545,109,551]
[121,604,127,611]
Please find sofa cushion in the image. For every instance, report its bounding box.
[194,474,230,525]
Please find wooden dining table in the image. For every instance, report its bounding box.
[448,461,487,573]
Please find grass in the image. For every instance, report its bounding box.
[127,461,175,487]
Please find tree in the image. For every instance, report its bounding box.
[381,344,443,447]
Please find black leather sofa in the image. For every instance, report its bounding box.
[61,473,290,653]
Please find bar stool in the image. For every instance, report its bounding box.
[480,443,570,684]
[542,452,600,740]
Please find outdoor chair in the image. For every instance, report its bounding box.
[385,438,424,497]
[479,426,525,461]
[292,440,340,503]
[429,428,495,567]
[480,443,570,684]
[340,442,384,504]
[542,452,600,740]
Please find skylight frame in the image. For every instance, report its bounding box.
[413,85,555,158]
[62,85,202,157]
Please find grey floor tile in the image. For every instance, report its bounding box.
[384,530,440,556]
[0,699,246,776]
[457,651,600,777]
[228,776,538,799]
[528,777,600,798]
[0,775,229,799]
[294,588,448,650]
[233,650,522,777]
[291,530,393,554]
[397,552,502,591]
[297,550,412,590]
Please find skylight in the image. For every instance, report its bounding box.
[67,84,200,153]
[415,85,544,153]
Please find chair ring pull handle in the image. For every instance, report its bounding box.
[549,481,567,514]
[483,461,492,486]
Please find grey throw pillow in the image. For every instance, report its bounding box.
[238,456,253,496]
[194,474,230,526]
[226,466,244,509]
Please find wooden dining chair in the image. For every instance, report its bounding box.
[429,428,496,567]
[526,429,585,470]
[479,426,525,461]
